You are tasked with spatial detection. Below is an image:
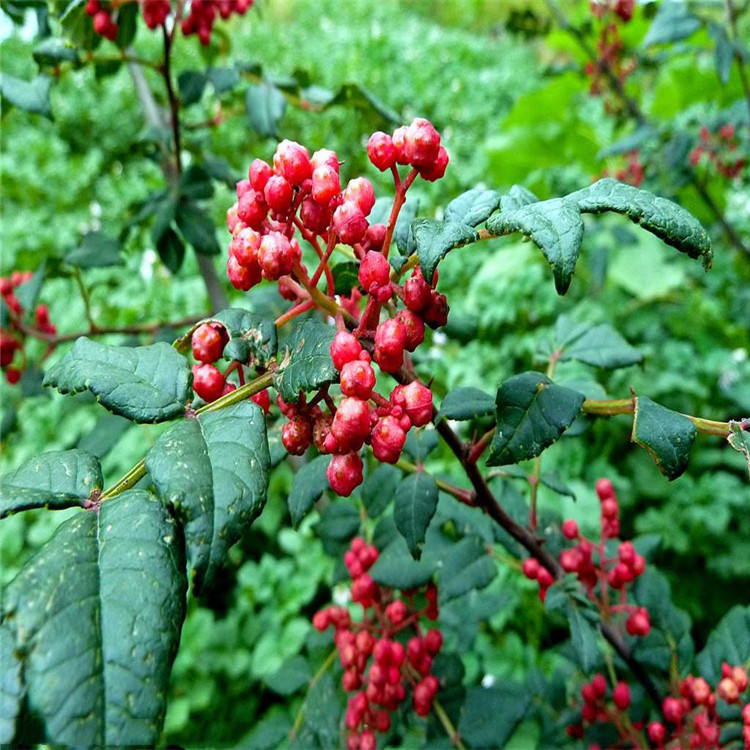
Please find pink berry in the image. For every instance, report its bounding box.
[192,364,224,403]
[371,416,407,464]
[327,452,364,497]
[343,177,375,217]
[237,189,268,229]
[263,175,294,213]
[230,227,261,267]
[331,331,362,370]
[404,117,441,168]
[392,126,409,165]
[359,251,391,294]
[272,140,312,185]
[333,202,369,246]
[367,131,397,171]
[191,323,228,364]
[562,519,579,539]
[340,359,376,400]
[374,319,406,373]
[331,397,372,452]
[613,682,631,710]
[258,231,296,280]
[312,165,341,205]
[248,158,272,192]
[311,148,339,173]
[718,677,740,704]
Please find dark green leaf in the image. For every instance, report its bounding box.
[632,396,697,480]
[0,490,186,745]
[540,471,576,498]
[439,536,496,601]
[361,463,401,518]
[558,323,642,369]
[265,656,312,696]
[572,179,712,270]
[0,449,102,519]
[444,189,502,227]
[458,683,529,749]
[178,71,207,106]
[0,624,23,745]
[369,536,438,589]
[146,402,269,594]
[151,195,176,245]
[32,37,79,66]
[332,261,360,296]
[413,218,479,282]
[499,184,539,212]
[567,602,599,672]
[44,338,191,423]
[59,0,98,50]
[403,429,439,462]
[176,202,219,255]
[642,0,701,47]
[208,66,240,94]
[696,605,750,685]
[487,197,584,295]
[439,386,495,420]
[323,81,400,123]
[245,83,287,138]
[287,455,330,528]
[274,320,336,402]
[77,414,131,459]
[487,372,585,466]
[709,24,734,84]
[114,1,137,48]
[0,74,53,119]
[179,164,214,200]
[156,227,186,274]
[66,231,122,268]
[597,126,656,159]
[14,262,45,312]
[394,473,438,560]
[290,673,341,750]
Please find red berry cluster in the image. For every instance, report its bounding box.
[566,673,640,743]
[590,0,634,22]
[1,272,57,386]
[225,122,450,497]
[189,321,270,412]
[85,0,253,44]
[689,124,746,179]
[523,479,651,638]
[312,537,443,749]
[599,149,645,187]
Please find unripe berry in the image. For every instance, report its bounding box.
[330,331,362,370]
[248,158,272,192]
[395,309,425,351]
[230,227,261,268]
[191,323,228,364]
[227,255,262,291]
[282,415,313,456]
[343,177,375,217]
[562,519,579,540]
[521,558,540,580]
[237,189,268,229]
[332,397,371,452]
[340,359,376,400]
[273,139,311,185]
[359,251,391,294]
[367,131,397,171]
[403,267,432,312]
[613,681,631,710]
[263,175,294,213]
[404,117,441,168]
[418,145,449,182]
[312,165,341,205]
[333,202,369,246]
[371,416,407,464]
[647,722,666,744]
[374,319,406,373]
[192,364,224,403]
[258,231,296,280]
[326,451,364,497]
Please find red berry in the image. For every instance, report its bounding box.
[581,701,597,723]
[364,223,387,252]
[359,730,376,750]
[647,722,666,744]
[282,415,313,455]
[332,397,371,452]
[391,126,409,165]
[422,289,449,329]
[227,254,261,291]
[273,140,311,185]
[613,681,630,710]
[374,319,406,373]
[404,117,441,168]
[718,677,740,704]
[395,309,425,352]
[331,331,362,371]
[237,189,268,229]
[418,145,449,182]
[192,364,224,403]
[371,415,407,464]
[230,227,262,268]
[333,202,369,246]
[367,131,397,171]
[263,175,294,213]
[258,231,296,280]
[561,519,579,540]
[248,159,272,192]
[300,196,331,235]
[359,251,391,294]
[343,178,375,217]
[521,558,540,580]
[351,573,376,607]
[385,599,407,624]
[392,381,433,427]
[327,452,364,496]
[731,665,748,692]
[626,608,651,637]
[595,478,616,501]
[250,389,271,415]
[560,548,582,573]
[35,304,50,328]
[0,334,19,368]
[340,359,376,400]
[311,148,339,173]
[403,267,432,312]
[312,164,341,205]
[191,323,228,364]
[424,629,443,655]
[312,609,331,631]
[663,696,684,723]
[691,677,711,705]
[591,673,607,698]
[5,367,22,385]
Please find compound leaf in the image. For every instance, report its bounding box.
[0,490,186,746]
[488,372,585,466]
[287,455,330,528]
[146,401,270,594]
[0,449,102,519]
[44,339,191,423]
[632,396,696,479]
[394,473,438,560]
[274,320,336,402]
[413,218,479,283]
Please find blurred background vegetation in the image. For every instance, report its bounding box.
[1,0,748,746]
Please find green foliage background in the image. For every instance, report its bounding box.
[1,0,749,746]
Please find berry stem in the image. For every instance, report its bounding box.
[466,428,495,464]
[274,299,315,328]
[432,698,467,750]
[381,169,418,260]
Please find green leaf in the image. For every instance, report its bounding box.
[642,0,701,47]
[323,81,400,124]
[572,179,712,270]
[14,262,45,312]
[632,396,697,480]
[332,261,360,296]
[77,414,131,459]
[287,455,330,528]
[245,83,287,138]
[146,402,269,594]
[696,605,750,685]
[0,449,102,519]
[361,463,401,517]
[709,23,734,84]
[540,471,576,499]
[0,621,22,744]
[368,536,438,589]
[413,218,479,283]
[403,429,439,462]
[500,184,539,212]
[32,37,80,66]
[66,230,122,268]
[274,320,337,402]
[0,490,186,745]
[487,197,584,295]
[0,74,53,119]
[557,321,642,369]
[439,386,495,420]
[728,421,750,478]
[176,202,219,255]
[208,66,240,94]
[156,227,186,274]
[487,372,585,466]
[444,189,502,227]
[394,473,438,560]
[44,338,191,423]
[567,602,599,672]
[458,683,529,749]
[439,536,496,601]
[59,0,98,49]
[179,164,214,201]
[178,71,207,106]
[114,1,137,48]
[265,656,312,696]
